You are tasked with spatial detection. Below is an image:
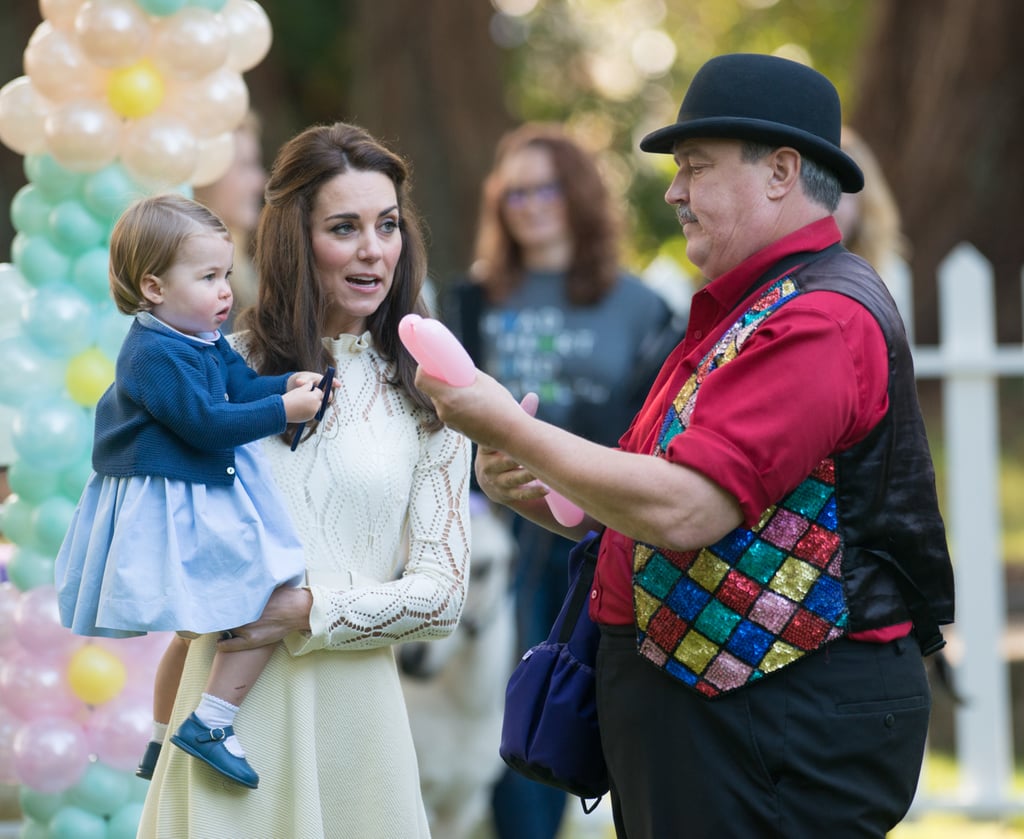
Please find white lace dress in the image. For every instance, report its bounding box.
[138,332,471,839]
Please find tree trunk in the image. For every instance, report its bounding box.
[851,0,1024,345]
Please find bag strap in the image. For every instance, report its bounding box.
[557,532,601,645]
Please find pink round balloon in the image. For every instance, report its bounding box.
[13,716,91,793]
[44,99,121,172]
[13,585,82,655]
[120,113,198,188]
[0,582,21,644]
[0,76,51,156]
[24,23,106,103]
[0,702,20,783]
[84,692,150,771]
[152,7,229,81]
[221,0,272,73]
[74,0,152,69]
[0,647,86,722]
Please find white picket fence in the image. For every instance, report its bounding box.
[891,243,1024,817]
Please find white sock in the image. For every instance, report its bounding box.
[194,693,246,758]
[151,721,169,744]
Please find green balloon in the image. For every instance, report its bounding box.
[12,233,72,287]
[10,185,54,236]
[7,461,62,504]
[18,787,64,823]
[23,155,83,203]
[107,800,145,839]
[5,546,54,592]
[71,247,114,302]
[82,164,144,224]
[49,200,106,257]
[66,761,133,818]
[135,0,187,14]
[48,804,108,839]
[18,817,50,839]
[31,495,77,555]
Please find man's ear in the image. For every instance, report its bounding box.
[140,273,164,306]
[766,147,801,198]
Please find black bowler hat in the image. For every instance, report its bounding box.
[640,53,864,193]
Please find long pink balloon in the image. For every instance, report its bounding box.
[519,394,585,527]
[398,314,476,386]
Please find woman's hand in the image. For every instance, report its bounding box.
[216,586,313,651]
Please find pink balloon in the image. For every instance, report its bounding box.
[0,582,20,644]
[12,716,91,793]
[0,647,86,722]
[519,392,585,526]
[398,314,476,387]
[13,585,82,656]
[0,703,20,783]
[85,692,150,771]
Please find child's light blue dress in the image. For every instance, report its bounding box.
[55,324,305,638]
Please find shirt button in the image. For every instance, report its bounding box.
[884,713,896,728]
[226,467,235,475]
[224,392,230,401]
[590,589,597,599]
[693,329,703,340]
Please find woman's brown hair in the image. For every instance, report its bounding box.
[471,122,619,306]
[240,122,439,430]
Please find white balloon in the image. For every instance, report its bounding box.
[0,77,51,157]
[120,113,198,188]
[74,0,152,69]
[190,131,236,187]
[221,0,273,73]
[152,7,230,81]
[40,0,87,31]
[43,99,121,172]
[25,22,106,103]
[164,68,248,139]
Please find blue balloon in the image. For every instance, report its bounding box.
[10,185,54,236]
[71,247,113,303]
[49,200,106,256]
[11,232,72,287]
[22,282,96,359]
[12,395,92,471]
[24,154,84,203]
[82,163,144,224]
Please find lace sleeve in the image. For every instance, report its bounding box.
[284,420,471,655]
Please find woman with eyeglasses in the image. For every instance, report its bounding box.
[442,121,677,839]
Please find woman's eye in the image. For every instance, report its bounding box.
[331,222,355,235]
[380,218,399,234]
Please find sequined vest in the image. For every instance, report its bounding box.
[632,250,954,698]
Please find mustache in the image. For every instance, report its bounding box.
[676,205,698,225]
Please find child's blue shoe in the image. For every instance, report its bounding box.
[169,713,259,789]
[136,740,161,780]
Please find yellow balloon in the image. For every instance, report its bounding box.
[67,644,127,706]
[108,61,165,119]
[66,347,115,406]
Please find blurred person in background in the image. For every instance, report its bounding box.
[193,112,267,333]
[443,121,678,839]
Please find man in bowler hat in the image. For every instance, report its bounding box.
[415,53,955,838]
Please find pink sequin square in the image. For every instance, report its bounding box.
[749,591,797,632]
[704,651,753,691]
[760,508,809,550]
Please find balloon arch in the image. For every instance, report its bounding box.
[0,2,271,835]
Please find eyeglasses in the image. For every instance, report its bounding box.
[502,181,563,207]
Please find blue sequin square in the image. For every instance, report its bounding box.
[664,577,711,621]
[725,620,775,665]
[816,495,838,529]
[665,659,699,685]
[803,575,846,621]
[710,528,757,563]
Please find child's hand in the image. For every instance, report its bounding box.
[288,371,326,392]
[282,385,324,422]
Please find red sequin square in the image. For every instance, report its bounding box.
[717,570,760,614]
[647,608,688,651]
[791,524,840,567]
[781,609,831,649]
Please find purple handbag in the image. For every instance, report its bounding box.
[499,531,608,807]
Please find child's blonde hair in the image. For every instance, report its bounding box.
[108,193,232,315]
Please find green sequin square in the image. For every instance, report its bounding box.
[636,553,681,600]
[694,599,741,645]
[782,479,830,519]
[735,541,786,584]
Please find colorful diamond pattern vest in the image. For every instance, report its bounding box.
[633,276,848,697]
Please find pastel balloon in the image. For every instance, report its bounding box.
[0,76,51,157]
[66,759,133,817]
[49,199,106,255]
[11,231,72,286]
[74,0,152,68]
[10,184,55,235]
[49,804,109,839]
[71,247,115,302]
[191,0,229,10]
[1,496,38,550]
[24,153,85,202]
[4,547,57,593]
[41,0,87,30]
[1,651,84,722]
[18,819,49,839]
[13,585,74,652]
[0,335,59,405]
[398,314,477,386]
[12,394,92,471]
[165,67,248,138]
[6,461,62,505]
[109,801,146,839]
[95,306,132,359]
[0,263,34,331]
[32,495,78,555]
[221,0,273,72]
[59,449,96,501]
[0,708,20,783]
[519,391,586,526]
[81,162,143,222]
[0,583,20,644]
[107,60,165,118]
[66,346,115,405]
[22,282,96,358]
[191,131,236,187]
[152,7,230,81]
[120,113,198,188]
[137,0,188,14]
[44,99,121,173]
[18,785,66,823]
[85,693,150,771]
[68,644,127,705]
[24,23,106,104]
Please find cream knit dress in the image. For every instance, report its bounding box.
[137,332,471,839]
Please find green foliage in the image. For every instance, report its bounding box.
[500,0,874,274]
